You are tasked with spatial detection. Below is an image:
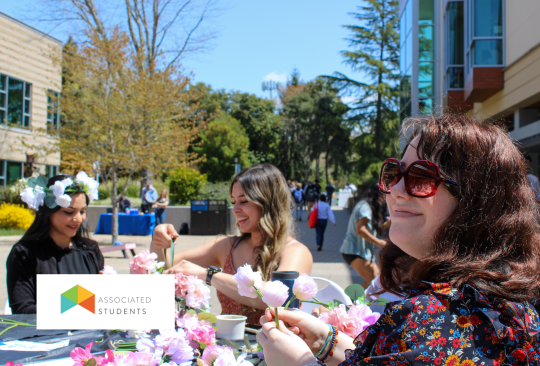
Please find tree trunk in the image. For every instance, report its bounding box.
[111,168,118,245]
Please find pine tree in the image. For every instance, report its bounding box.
[326,0,400,181]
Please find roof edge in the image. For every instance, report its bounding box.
[0,11,63,45]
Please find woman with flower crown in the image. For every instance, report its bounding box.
[6,172,103,314]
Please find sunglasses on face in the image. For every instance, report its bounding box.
[379,158,458,198]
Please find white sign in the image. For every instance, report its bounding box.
[145,187,158,203]
[37,275,175,329]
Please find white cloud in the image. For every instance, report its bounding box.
[263,72,287,84]
[341,96,358,105]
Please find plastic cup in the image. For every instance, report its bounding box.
[215,315,247,340]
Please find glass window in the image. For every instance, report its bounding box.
[47,91,61,130]
[0,75,5,91]
[419,62,434,98]
[419,25,433,61]
[7,161,22,185]
[474,39,503,65]
[419,0,434,23]
[7,78,23,126]
[400,101,412,121]
[405,35,412,72]
[448,67,465,89]
[448,2,464,65]
[474,0,503,37]
[419,98,434,115]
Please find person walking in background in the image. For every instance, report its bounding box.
[305,181,317,212]
[524,153,540,200]
[313,194,335,251]
[154,189,169,225]
[339,184,387,287]
[313,179,322,196]
[325,180,335,205]
[293,185,304,221]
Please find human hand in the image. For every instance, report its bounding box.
[311,305,330,318]
[261,308,329,354]
[151,224,178,249]
[164,259,206,278]
[257,312,316,366]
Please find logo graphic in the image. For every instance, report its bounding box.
[61,285,95,314]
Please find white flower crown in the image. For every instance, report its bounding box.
[17,171,99,210]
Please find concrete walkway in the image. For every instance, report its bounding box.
[0,207,364,314]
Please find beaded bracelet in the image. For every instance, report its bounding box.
[314,324,334,358]
[320,328,339,364]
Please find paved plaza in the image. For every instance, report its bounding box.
[0,207,363,314]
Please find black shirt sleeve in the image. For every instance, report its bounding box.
[6,243,37,314]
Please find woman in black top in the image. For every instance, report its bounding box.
[7,174,104,314]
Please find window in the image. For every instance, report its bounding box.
[6,161,23,185]
[0,74,32,127]
[45,165,60,178]
[418,0,434,115]
[47,91,61,130]
[400,0,413,120]
[466,0,504,70]
[446,2,465,89]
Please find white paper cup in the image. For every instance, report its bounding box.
[215,315,247,340]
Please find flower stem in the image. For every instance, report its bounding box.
[284,295,297,310]
[253,286,271,310]
[274,307,280,331]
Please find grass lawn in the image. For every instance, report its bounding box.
[0,228,26,236]
[90,197,142,206]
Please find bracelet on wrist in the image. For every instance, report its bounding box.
[318,328,339,363]
[314,324,333,358]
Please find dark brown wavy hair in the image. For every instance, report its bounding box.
[379,114,540,302]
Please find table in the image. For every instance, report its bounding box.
[94,213,156,235]
[0,315,256,365]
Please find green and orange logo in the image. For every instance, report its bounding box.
[61,285,95,314]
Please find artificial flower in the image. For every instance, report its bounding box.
[177,313,216,346]
[55,194,72,208]
[214,352,252,366]
[71,342,94,366]
[261,280,289,308]
[185,277,211,309]
[125,329,151,339]
[130,250,160,274]
[319,303,380,338]
[292,273,318,301]
[52,180,66,197]
[152,329,194,365]
[202,345,234,365]
[234,264,258,287]
[239,271,263,299]
[174,273,192,299]
[6,362,23,366]
[20,187,45,210]
[102,265,118,275]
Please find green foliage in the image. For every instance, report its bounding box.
[195,115,251,182]
[197,181,231,201]
[168,167,207,205]
[0,186,23,205]
[345,284,365,303]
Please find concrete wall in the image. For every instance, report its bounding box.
[0,12,62,168]
[86,206,239,236]
[505,0,540,67]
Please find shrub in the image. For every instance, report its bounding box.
[168,167,207,205]
[0,186,24,205]
[0,203,35,229]
[97,185,110,200]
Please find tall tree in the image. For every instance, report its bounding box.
[325,0,400,181]
[58,28,203,244]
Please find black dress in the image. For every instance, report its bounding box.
[6,237,104,314]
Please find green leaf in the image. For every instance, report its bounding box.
[332,299,343,307]
[196,340,208,350]
[345,284,365,303]
[36,175,48,187]
[225,338,242,350]
[84,359,97,366]
[374,297,390,305]
[198,312,217,324]
[244,334,252,350]
[187,309,197,317]
[327,301,334,310]
[28,177,37,188]
[45,195,57,208]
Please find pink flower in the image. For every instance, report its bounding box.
[261,281,289,308]
[102,265,117,275]
[292,274,318,301]
[130,250,161,274]
[175,273,192,299]
[177,313,216,347]
[71,342,94,366]
[6,362,23,366]
[185,277,210,309]
[202,345,233,365]
[319,304,380,338]
[234,265,263,299]
[154,329,194,364]
[214,352,252,366]
[127,352,160,365]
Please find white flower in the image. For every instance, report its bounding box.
[33,188,47,210]
[185,277,211,309]
[60,178,73,188]
[214,352,252,366]
[234,264,263,299]
[21,188,37,209]
[261,280,289,308]
[55,194,72,208]
[125,329,150,339]
[76,171,89,183]
[238,271,263,299]
[293,274,318,301]
[52,181,66,197]
[102,265,117,275]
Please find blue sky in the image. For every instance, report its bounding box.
[1,0,363,98]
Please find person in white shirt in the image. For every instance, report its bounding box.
[344,182,357,192]
[312,194,336,251]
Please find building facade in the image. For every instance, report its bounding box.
[399,0,540,170]
[0,12,62,186]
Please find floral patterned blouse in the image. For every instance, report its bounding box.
[340,282,540,366]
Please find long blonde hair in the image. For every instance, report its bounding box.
[230,164,295,281]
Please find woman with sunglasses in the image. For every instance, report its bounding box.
[256,114,540,366]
